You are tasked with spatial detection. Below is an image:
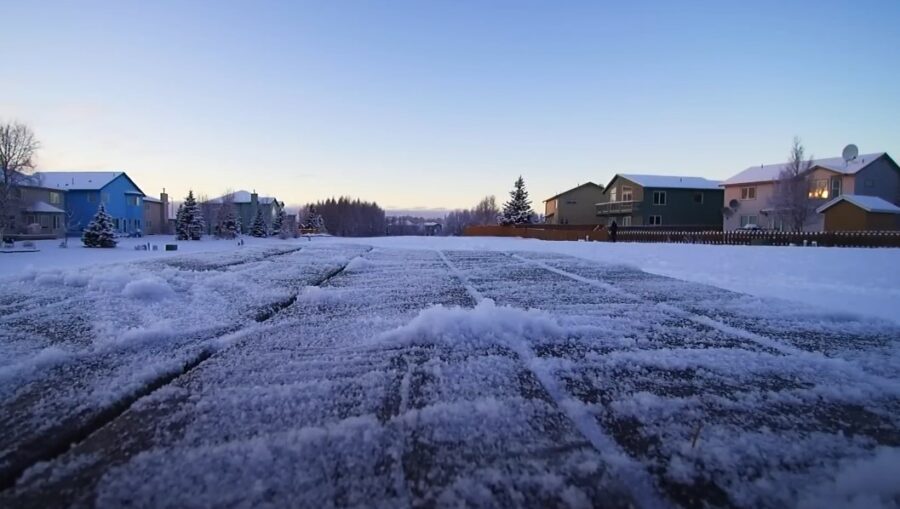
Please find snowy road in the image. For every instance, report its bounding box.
[1,243,899,508]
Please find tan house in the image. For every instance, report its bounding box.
[11,181,67,238]
[543,182,605,225]
[816,195,900,231]
[722,152,899,231]
[142,190,171,235]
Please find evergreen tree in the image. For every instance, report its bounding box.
[184,190,205,240]
[176,191,205,240]
[272,208,284,234]
[499,176,534,225]
[302,206,325,232]
[216,195,239,239]
[250,208,267,237]
[175,203,188,240]
[82,204,117,248]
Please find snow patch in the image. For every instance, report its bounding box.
[344,256,372,273]
[298,286,345,305]
[374,299,565,348]
[122,277,176,302]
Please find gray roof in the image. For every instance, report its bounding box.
[816,194,900,214]
[207,190,280,205]
[34,171,124,191]
[724,153,886,186]
[614,174,721,190]
[24,201,65,214]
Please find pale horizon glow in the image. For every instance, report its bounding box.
[3,0,899,213]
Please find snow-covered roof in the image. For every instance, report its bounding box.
[34,171,124,191]
[143,196,162,203]
[207,190,279,205]
[24,201,65,214]
[816,194,900,214]
[724,153,886,186]
[614,174,721,190]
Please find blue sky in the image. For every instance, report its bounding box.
[2,0,899,211]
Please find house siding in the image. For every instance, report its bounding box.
[823,201,900,231]
[544,185,605,225]
[16,186,67,236]
[64,174,145,234]
[640,187,723,227]
[853,156,900,205]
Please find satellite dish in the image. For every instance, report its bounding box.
[842,144,859,162]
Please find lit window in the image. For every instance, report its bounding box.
[808,179,828,199]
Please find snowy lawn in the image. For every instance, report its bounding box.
[1,238,899,508]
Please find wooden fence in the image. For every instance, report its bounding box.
[464,225,900,248]
[464,225,608,242]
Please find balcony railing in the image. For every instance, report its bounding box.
[596,200,640,215]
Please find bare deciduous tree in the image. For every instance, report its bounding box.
[472,195,499,225]
[771,137,814,231]
[0,121,40,239]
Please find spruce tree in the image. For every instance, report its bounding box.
[250,208,267,237]
[175,204,188,240]
[82,204,117,248]
[302,206,324,232]
[499,176,534,225]
[272,208,284,234]
[183,190,205,240]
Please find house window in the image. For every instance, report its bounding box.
[740,215,758,227]
[40,215,50,228]
[135,219,141,229]
[620,216,632,226]
[621,186,633,202]
[830,177,842,198]
[565,200,576,205]
[49,192,62,205]
[127,195,140,206]
[652,191,666,205]
[648,215,662,225]
[87,193,97,203]
[53,215,60,229]
[610,188,618,202]
[693,192,704,204]
[114,218,120,229]
[740,187,756,200]
[808,179,828,199]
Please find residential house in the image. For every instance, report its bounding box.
[8,177,67,237]
[596,174,723,227]
[816,195,900,231]
[721,152,899,231]
[203,190,284,235]
[544,182,605,225]
[34,171,146,235]
[142,190,171,235]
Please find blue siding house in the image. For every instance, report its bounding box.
[34,172,147,235]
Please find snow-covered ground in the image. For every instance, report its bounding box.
[1,239,898,508]
[3,235,897,323]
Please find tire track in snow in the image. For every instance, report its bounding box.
[437,250,668,509]
[511,253,812,358]
[0,251,365,494]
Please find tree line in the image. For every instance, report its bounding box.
[300,197,386,237]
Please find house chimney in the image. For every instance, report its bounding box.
[251,191,259,216]
[161,189,169,224]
